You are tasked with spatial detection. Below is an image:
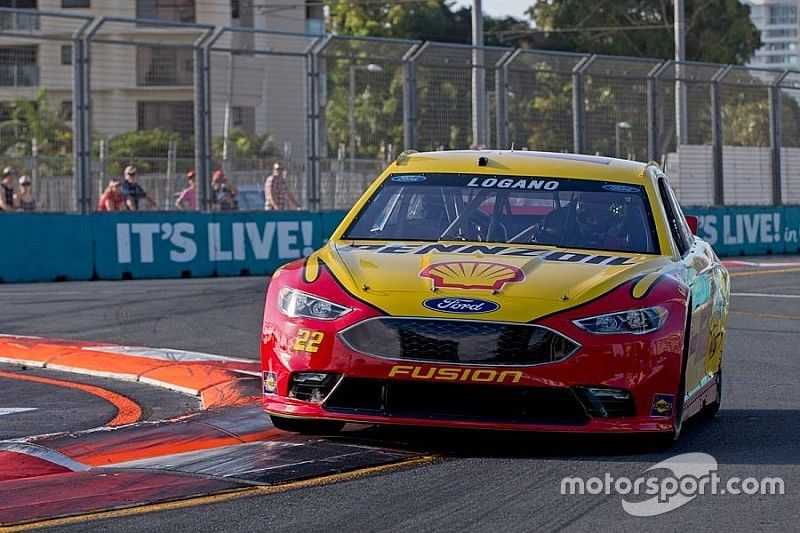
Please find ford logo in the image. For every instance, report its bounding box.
[423,297,500,314]
[391,174,427,183]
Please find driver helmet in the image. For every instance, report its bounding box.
[575,193,629,244]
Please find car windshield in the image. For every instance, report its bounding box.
[343,173,659,254]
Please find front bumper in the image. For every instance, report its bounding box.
[261,261,688,433]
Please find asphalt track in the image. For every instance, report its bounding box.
[1,261,799,532]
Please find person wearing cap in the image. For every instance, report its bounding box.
[97,178,125,212]
[175,169,198,211]
[0,166,16,211]
[210,169,238,211]
[13,175,37,211]
[264,161,300,211]
[120,165,156,211]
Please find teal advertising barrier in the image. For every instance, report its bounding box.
[684,206,800,257]
[0,213,94,283]
[93,211,327,280]
[1,207,796,284]
[0,211,346,283]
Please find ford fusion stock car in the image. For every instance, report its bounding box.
[261,150,729,441]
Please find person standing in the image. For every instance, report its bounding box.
[210,169,238,211]
[175,170,198,211]
[264,162,300,210]
[14,175,38,211]
[120,165,157,211]
[97,179,125,212]
[0,166,16,211]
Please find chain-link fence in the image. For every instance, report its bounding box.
[2,7,800,213]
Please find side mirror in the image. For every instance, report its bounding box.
[684,215,698,235]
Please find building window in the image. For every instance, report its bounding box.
[0,45,38,87]
[231,0,239,19]
[136,0,195,23]
[768,5,797,25]
[61,100,72,121]
[766,28,798,38]
[0,0,39,30]
[61,44,72,65]
[61,0,89,7]
[232,106,255,134]
[137,101,194,134]
[136,46,194,86]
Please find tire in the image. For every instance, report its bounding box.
[269,415,345,435]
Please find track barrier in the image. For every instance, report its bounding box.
[0,207,797,283]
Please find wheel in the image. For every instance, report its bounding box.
[703,366,722,418]
[269,414,345,435]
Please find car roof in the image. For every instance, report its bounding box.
[391,150,651,185]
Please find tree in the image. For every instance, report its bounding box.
[527,0,761,65]
[0,87,73,175]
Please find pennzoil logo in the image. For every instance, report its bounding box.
[389,365,522,384]
[651,393,674,417]
[419,261,524,291]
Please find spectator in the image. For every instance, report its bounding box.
[175,170,198,211]
[264,162,300,211]
[0,166,16,212]
[97,179,125,212]
[210,169,238,211]
[120,165,156,211]
[14,175,38,211]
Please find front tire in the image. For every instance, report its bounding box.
[270,415,345,435]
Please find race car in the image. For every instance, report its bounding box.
[260,150,729,442]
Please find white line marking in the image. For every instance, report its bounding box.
[732,292,800,299]
[0,407,38,416]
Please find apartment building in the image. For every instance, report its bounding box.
[744,0,800,67]
[0,0,324,158]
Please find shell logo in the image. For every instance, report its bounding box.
[419,261,524,291]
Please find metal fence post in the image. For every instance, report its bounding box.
[711,66,731,206]
[77,17,98,214]
[307,39,324,211]
[770,71,790,206]
[195,29,215,211]
[495,51,515,149]
[647,61,668,163]
[403,46,419,150]
[572,55,592,154]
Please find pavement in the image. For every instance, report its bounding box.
[0,257,798,531]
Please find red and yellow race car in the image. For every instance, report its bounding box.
[260,150,729,442]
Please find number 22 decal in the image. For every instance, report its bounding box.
[293,329,325,353]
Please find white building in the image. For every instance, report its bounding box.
[744,0,800,67]
[0,0,324,159]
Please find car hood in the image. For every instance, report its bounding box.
[320,241,675,321]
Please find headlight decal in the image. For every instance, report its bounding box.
[277,287,352,321]
[572,306,669,335]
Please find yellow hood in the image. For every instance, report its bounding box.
[320,241,673,321]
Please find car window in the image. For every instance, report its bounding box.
[344,173,660,254]
[657,177,692,255]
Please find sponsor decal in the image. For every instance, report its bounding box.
[420,261,524,291]
[651,393,675,417]
[263,371,278,394]
[292,329,325,353]
[391,174,427,183]
[341,243,636,265]
[389,365,522,384]
[423,297,500,314]
[603,184,641,194]
[466,177,560,190]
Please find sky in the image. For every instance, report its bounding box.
[451,0,531,20]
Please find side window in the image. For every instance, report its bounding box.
[657,178,691,255]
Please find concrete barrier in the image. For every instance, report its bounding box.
[1,207,797,283]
